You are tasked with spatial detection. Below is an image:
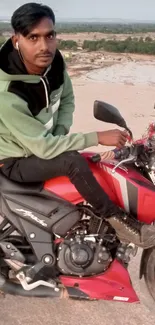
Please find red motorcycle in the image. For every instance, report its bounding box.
[0,100,155,304]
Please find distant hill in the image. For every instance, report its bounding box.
[56,18,155,24]
[0,16,155,24]
[0,17,10,22]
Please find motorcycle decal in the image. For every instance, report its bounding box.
[15,209,48,227]
[106,167,139,216]
[126,181,138,216]
[131,178,155,191]
[102,165,130,212]
[113,296,129,302]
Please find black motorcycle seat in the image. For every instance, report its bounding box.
[0,170,43,194]
[0,171,79,230]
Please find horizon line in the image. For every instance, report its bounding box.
[0,17,155,23]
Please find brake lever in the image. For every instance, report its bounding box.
[111,154,136,174]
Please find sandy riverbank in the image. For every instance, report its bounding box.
[70,62,155,152]
[61,49,155,78]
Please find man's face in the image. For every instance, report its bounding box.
[14,17,57,70]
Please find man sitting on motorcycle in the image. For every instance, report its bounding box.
[0,2,154,249]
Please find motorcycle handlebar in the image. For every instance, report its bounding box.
[90,143,149,167]
[114,143,147,162]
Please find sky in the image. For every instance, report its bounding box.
[0,0,155,21]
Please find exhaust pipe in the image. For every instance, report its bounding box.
[0,274,89,299]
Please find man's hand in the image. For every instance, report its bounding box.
[97,129,128,148]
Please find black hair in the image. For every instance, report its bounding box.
[11,2,55,36]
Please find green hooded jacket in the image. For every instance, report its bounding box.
[0,39,98,160]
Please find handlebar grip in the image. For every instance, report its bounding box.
[113,147,130,160]
[90,154,101,163]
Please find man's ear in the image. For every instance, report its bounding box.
[11,35,19,50]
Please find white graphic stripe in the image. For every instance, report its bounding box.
[44,99,60,130]
[44,116,53,130]
[52,99,60,113]
[106,166,130,212]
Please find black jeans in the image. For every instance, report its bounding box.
[0,151,118,217]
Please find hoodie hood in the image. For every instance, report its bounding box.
[0,38,65,114]
[0,39,40,82]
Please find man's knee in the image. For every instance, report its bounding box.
[61,150,87,169]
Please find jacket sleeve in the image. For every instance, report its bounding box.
[53,70,75,136]
[0,92,98,159]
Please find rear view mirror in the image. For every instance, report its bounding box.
[93,100,133,139]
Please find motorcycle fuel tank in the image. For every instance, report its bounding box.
[44,152,155,224]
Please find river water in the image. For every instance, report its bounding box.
[86,61,155,85]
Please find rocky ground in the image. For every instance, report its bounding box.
[61,50,155,77]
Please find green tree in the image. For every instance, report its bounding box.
[81,37,155,55]
[58,40,78,50]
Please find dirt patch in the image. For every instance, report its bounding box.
[57,31,155,77]
[60,48,155,78]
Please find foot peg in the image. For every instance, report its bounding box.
[16,261,59,292]
[16,271,59,292]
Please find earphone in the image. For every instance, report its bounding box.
[16,42,19,50]
[15,41,24,62]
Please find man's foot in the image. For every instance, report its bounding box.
[106,213,155,249]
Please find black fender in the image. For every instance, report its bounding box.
[139,248,153,279]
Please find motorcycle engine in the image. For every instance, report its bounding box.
[57,233,112,276]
